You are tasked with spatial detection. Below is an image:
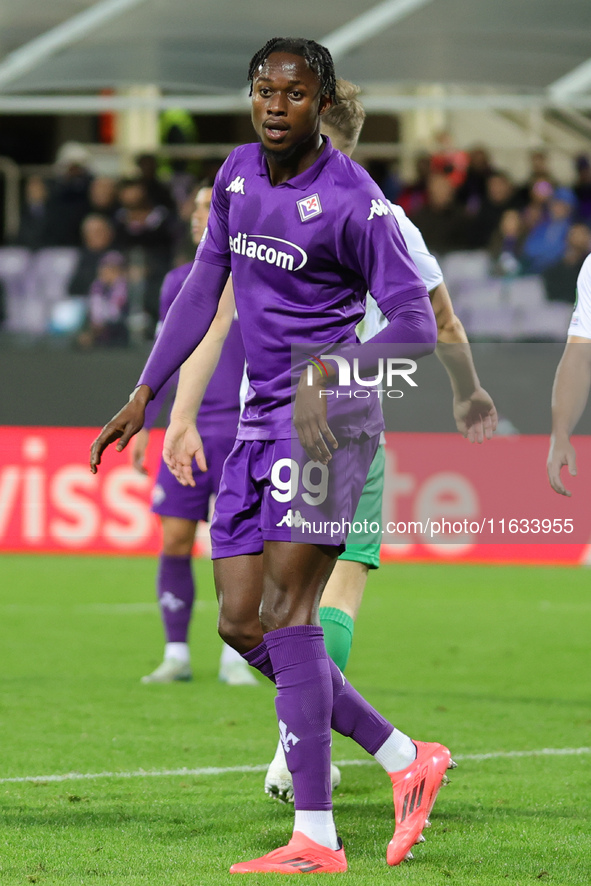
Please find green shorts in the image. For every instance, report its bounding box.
[338,443,385,570]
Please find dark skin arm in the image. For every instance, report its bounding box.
[89,384,153,473]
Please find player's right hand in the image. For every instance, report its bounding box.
[293,368,338,464]
[89,385,152,474]
[163,417,206,486]
[547,436,577,496]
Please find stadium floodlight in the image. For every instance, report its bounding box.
[0,0,150,91]
[548,57,591,100]
[321,0,437,62]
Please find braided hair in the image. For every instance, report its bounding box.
[247,37,336,104]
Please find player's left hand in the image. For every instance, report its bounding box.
[131,428,150,475]
[163,417,206,486]
[547,435,577,496]
[293,369,338,464]
[453,386,498,443]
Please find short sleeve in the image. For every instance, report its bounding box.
[390,203,444,292]
[568,254,591,340]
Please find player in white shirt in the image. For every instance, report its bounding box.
[547,253,591,495]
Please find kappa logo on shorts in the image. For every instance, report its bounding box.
[276,508,310,529]
[297,193,322,222]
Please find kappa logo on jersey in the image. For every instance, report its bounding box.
[367,198,393,221]
[229,232,307,271]
[297,193,322,222]
[226,175,245,194]
[279,719,300,753]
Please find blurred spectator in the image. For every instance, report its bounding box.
[175,184,201,259]
[465,171,519,249]
[88,176,118,220]
[78,251,129,347]
[522,187,576,273]
[542,223,591,303]
[489,209,525,276]
[516,149,557,208]
[16,175,52,250]
[366,159,402,203]
[520,178,555,236]
[68,214,116,296]
[430,130,469,188]
[114,179,175,328]
[398,152,430,216]
[135,153,176,211]
[45,142,93,246]
[410,172,468,254]
[573,154,591,225]
[456,145,495,210]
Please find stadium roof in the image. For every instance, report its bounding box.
[1,0,591,112]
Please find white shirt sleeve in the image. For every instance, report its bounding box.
[390,202,444,293]
[357,202,444,343]
[567,254,591,340]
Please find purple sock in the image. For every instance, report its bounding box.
[157,554,194,643]
[242,641,276,682]
[265,626,333,812]
[328,658,394,754]
[243,637,394,755]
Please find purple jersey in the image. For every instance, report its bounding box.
[198,138,428,440]
[144,261,245,437]
[139,138,434,439]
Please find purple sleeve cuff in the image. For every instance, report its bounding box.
[138,259,230,396]
[142,370,179,430]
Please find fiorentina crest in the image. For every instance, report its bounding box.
[297,193,322,222]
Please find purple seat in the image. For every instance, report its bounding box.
[0,247,32,332]
[21,248,80,334]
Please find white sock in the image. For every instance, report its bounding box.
[164,642,190,664]
[374,729,416,773]
[271,737,287,768]
[219,642,246,665]
[294,810,339,850]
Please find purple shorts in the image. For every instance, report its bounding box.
[151,435,236,523]
[210,434,379,559]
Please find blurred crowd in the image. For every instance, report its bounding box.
[373,135,591,304]
[1,136,590,345]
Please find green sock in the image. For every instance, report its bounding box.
[319,606,354,672]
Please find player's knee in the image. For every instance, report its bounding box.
[259,592,310,633]
[218,614,261,653]
[161,518,196,556]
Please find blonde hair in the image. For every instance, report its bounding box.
[321,79,366,153]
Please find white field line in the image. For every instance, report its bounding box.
[1,747,589,785]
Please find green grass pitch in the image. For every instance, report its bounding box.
[0,554,589,885]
